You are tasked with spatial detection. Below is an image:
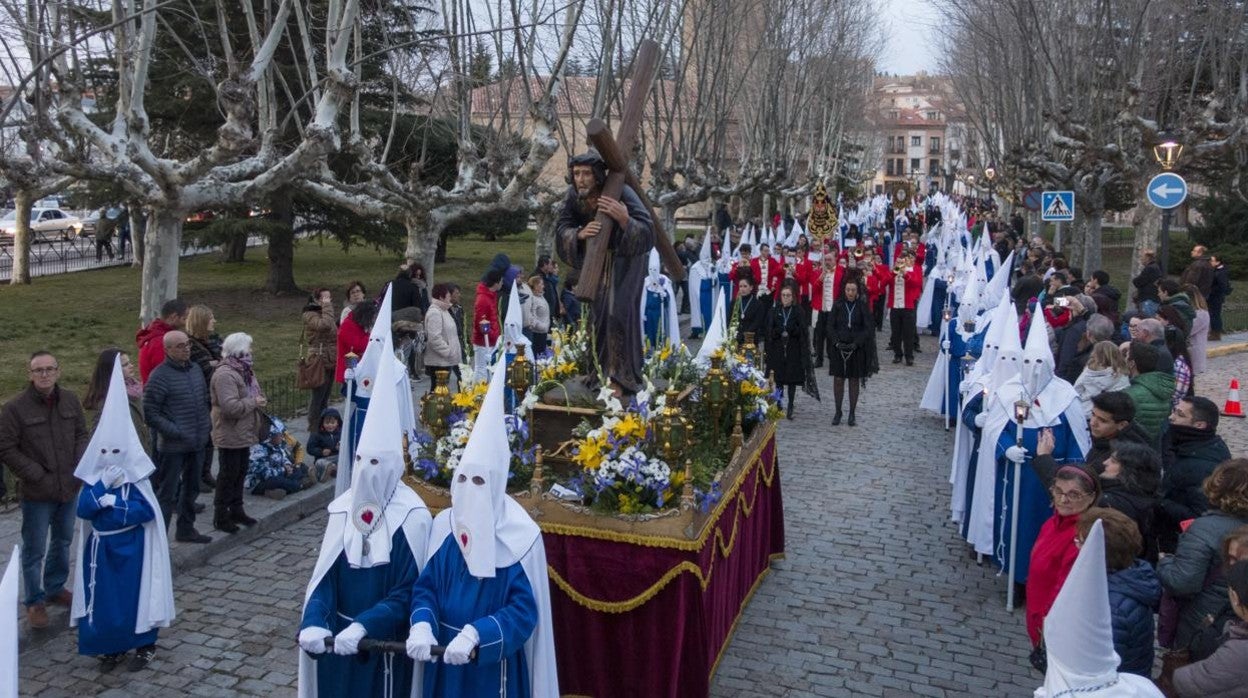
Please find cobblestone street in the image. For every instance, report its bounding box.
[15,331,1248,697]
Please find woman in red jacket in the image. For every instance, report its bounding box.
[471,269,503,380]
[1026,461,1101,659]
[335,300,376,385]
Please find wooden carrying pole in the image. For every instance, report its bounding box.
[572,40,661,303]
[586,120,685,284]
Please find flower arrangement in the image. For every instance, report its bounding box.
[534,318,595,392]
[641,342,700,390]
[411,373,536,490]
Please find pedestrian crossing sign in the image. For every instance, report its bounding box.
[1041,191,1075,222]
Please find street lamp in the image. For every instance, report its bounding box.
[1153,134,1183,275]
[983,166,997,212]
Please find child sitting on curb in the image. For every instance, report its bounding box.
[246,417,312,500]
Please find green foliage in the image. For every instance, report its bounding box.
[444,207,530,240]
[184,215,290,251]
[1188,192,1248,249]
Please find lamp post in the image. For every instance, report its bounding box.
[1153,136,1183,275]
[983,166,997,213]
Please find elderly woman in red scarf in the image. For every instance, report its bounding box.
[1026,454,1102,663]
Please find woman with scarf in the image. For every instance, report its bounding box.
[83,348,151,457]
[209,333,267,535]
[766,286,812,420]
[828,279,875,426]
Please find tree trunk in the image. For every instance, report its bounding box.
[8,190,33,285]
[223,233,248,263]
[435,232,448,264]
[661,203,678,238]
[1066,209,1085,270]
[405,211,442,288]
[130,204,145,267]
[762,193,772,228]
[533,201,557,261]
[265,189,300,294]
[140,209,186,323]
[1131,205,1161,278]
[1082,211,1103,277]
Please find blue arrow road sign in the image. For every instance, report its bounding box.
[1146,172,1188,210]
[1041,191,1075,222]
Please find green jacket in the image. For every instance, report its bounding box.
[1125,371,1177,444]
[1163,293,1196,327]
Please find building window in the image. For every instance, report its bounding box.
[926,111,940,121]
[930,136,941,153]
[910,158,921,173]
[929,159,940,175]
[897,158,906,175]
[887,110,899,120]
[886,160,895,176]
[910,136,922,147]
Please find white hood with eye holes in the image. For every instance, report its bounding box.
[74,354,155,486]
[450,353,539,578]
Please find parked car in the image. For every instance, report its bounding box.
[79,209,102,237]
[0,208,85,242]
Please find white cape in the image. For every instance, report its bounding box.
[1,546,18,698]
[920,321,950,413]
[965,378,1091,555]
[426,506,559,698]
[640,275,682,352]
[297,488,432,698]
[70,479,175,635]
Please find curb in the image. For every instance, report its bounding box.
[1208,341,1248,359]
[15,484,334,653]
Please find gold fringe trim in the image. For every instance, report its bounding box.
[538,423,778,551]
[545,433,782,613]
[709,561,777,680]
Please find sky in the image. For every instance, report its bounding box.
[877,0,943,75]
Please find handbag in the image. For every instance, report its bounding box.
[295,329,328,390]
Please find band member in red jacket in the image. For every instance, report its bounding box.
[882,250,925,366]
[792,252,817,327]
[751,243,783,300]
[867,254,889,331]
[810,255,846,369]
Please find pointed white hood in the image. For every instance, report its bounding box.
[985,301,1023,395]
[645,248,662,286]
[1036,520,1164,698]
[1020,303,1055,399]
[503,281,533,359]
[451,355,540,578]
[698,229,713,265]
[344,330,407,568]
[354,285,394,398]
[955,271,982,338]
[983,250,1015,308]
[695,291,728,366]
[75,355,154,486]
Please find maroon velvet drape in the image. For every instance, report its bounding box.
[543,433,784,697]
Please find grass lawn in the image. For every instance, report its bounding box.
[0,232,538,409]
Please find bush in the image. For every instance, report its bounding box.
[1188,193,1248,249]
[444,207,530,240]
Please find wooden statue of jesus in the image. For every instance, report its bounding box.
[556,150,655,395]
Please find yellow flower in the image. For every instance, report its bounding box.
[573,432,607,471]
[658,345,672,362]
[613,413,647,441]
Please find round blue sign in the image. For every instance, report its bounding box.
[1146,173,1188,210]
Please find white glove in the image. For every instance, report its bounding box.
[343,367,355,381]
[333,622,367,655]
[298,626,332,655]
[1005,445,1027,464]
[444,624,479,665]
[941,339,951,351]
[97,493,117,509]
[974,413,987,428]
[103,465,126,489]
[405,622,437,662]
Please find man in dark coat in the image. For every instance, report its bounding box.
[144,331,213,543]
[0,351,89,628]
[389,262,418,312]
[1012,264,1045,315]
[1208,253,1232,340]
[1084,391,1153,474]
[555,149,655,395]
[1086,270,1122,326]
[1158,396,1233,552]
[1180,245,1215,300]
[1131,249,1163,315]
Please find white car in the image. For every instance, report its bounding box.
[0,208,85,242]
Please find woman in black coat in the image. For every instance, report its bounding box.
[766,286,811,420]
[1099,441,1162,565]
[829,278,875,426]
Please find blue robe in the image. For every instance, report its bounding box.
[990,412,1085,583]
[926,278,949,335]
[717,271,733,309]
[697,277,716,334]
[943,323,987,416]
[644,289,670,350]
[76,481,159,655]
[410,536,538,698]
[301,527,418,697]
[959,393,986,539]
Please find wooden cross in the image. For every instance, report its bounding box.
[572,39,685,303]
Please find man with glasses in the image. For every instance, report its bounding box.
[143,331,212,543]
[0,351,89,628]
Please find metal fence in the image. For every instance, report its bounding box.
[260,373,307,422]
[0,234,268,283]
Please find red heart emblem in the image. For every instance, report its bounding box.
[361,510,374,525]
[362,379,371,387]
[460,533,469,547]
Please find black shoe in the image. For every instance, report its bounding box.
[892,356,902,364]
[785,404,794,420]
[214,519,240,534]
[906,359,914,366]
[126,645,155,672]
[832,412,842,426]
[813,359,823,368]
[176,529,212,543]
[98,653,126,672]
[200,476,216,491]
[232,512,259,526]
[193,502,206,513]
[914,346,922,354]
[847,413,856,427]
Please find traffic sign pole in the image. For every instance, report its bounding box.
[1054,222,1062,252]
[1145,172,1188,277]
[1160,209,1173,276]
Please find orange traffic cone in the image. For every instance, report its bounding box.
[1223,379,1246,418]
